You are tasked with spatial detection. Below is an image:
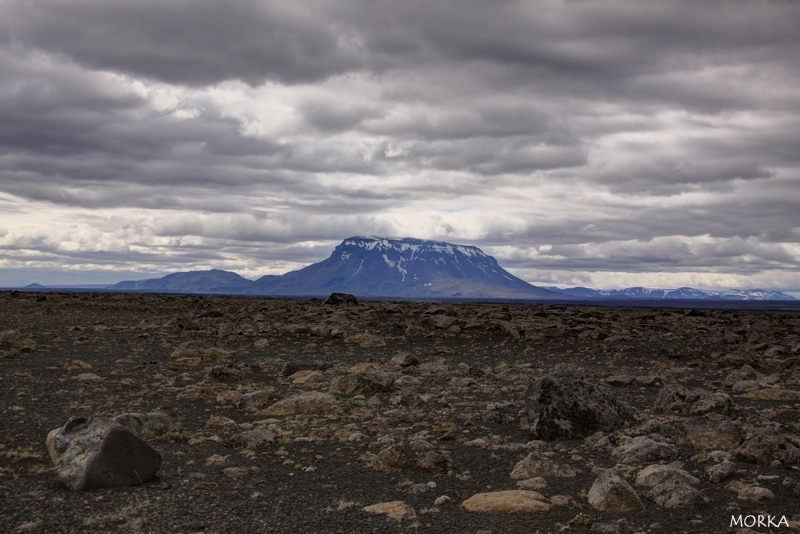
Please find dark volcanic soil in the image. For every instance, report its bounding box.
[1,291,799,533]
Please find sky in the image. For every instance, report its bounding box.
[1,0,799,295]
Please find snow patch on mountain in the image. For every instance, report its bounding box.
[547,285,795,301]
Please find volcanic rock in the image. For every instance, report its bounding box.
[260,391,342,417]
[587,472,644,512]
[645,479,710,509]
[390,352,419,367]
[230,428,276,450]
[235,388,280,411]
[374,439,452,472]
[362,501,416,521]
[525,374,637,440]
[325,293,358,306]
[328,371,396,395]
[676,418,743,451]
[611,436,679,465]
[737,485,775,501]
[705,460,738,483]
[734,428,800,465]
[461,490,551,513]
[0,330,35,356]
[653,384,733,415]
[113,412,177,439]
[170,340,231,363]
[46,416,162,491]
[510,453,577,479]
[634,465,700,488]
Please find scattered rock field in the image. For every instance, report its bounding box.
[1,291,800,533]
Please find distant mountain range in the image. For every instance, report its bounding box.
[108,269,252,293]
[12,236,797,301]
[545,286,796,301]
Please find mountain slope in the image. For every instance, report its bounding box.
[108,269,252,293]
[246,236,562,299]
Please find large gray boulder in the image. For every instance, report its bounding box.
[46,416,162,491]
[525,374,637,440]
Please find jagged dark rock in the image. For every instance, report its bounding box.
[525,374,637,440]
[324,293,358,306]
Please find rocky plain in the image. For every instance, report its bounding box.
[1,290,800,533]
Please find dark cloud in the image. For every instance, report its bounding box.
[2,0,367,86]
[0,0,798,292]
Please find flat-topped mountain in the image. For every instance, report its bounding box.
[245,236,562,299]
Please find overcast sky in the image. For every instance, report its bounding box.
[1,0,799,294]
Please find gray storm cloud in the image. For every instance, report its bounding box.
[0,0,798,293]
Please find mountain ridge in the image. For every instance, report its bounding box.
[547,286,796,301]
[10,237,796,301]
[107,269,252,293]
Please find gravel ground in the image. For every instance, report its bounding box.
[1,291,800,533]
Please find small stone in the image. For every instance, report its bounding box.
[205,415,237,427]
[76,373,101,381]
[374,439,451,472]
[611,436,678,465]
[705,460,738,483]
[114,412,177,439]
[409,483,428,494]
[433,495,451,506]
[391,352,419,367]
[737,485,775,502]
[735,428,800,465]
[516,477,548,490]
[329,372,396,395]
[510,453,576,479]
[14,521,42,532]
[260,391,342,417]
[740,388,800,401]
[205,454,226,467]
[171,340,230,362]
[289,370,326,387]
[677,418,743,451]
[646,479,710,509]
[653,384,733,415]
[207,364,243,383]
[61,359,91,370]
[635,465,700,488]
[230,428,276,450]
[223,467,251,479]
[723,365,760,387]
[461,490,551,513]
[362,501,416,521]
[731,380,759,393]
[236,389,280,411]
[550,495,577,507]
